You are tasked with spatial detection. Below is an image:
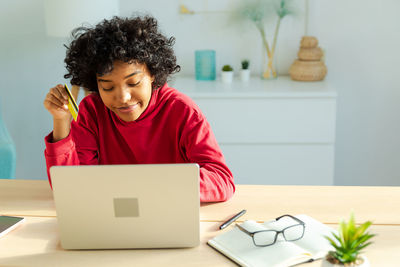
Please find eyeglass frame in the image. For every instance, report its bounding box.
[236,214,306,247]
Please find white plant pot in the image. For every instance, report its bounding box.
[240,69,250,82]
[221,71,234,83]
[321,255,369,267]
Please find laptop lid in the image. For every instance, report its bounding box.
[50,164,200,249]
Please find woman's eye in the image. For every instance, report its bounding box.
[102,87,114,91]
[128,81,141,87]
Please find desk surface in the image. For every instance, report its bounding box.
[2,180,400,224]
[1,180,400,267]
[1,217,399,267]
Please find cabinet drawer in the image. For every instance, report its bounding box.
[220,144,334,185]
[194,98,336,143]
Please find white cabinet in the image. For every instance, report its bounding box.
[170,76,337,185]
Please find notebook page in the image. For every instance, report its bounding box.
[289,214,335,259]
[209,220,313,267]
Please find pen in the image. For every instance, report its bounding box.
[219,209,247,230]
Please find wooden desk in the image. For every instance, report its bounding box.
[204,185,400,225]
[0,217,232,267]
[0,217,399,267]
[1,180,400,266]
[0,180,55,217]
[2,180,400,224]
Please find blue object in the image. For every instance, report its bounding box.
[195,50,216,80]
[0,112,16,179]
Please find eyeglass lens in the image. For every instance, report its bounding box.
[283,224,304,241]
[253,231,277,246]
[253,224,304,246]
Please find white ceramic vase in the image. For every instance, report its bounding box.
[240,69,250,82]
[221,71,234,83]
[321,255,369,267]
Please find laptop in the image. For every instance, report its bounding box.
[50,164,200,250]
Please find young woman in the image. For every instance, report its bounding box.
[43,16,235,202]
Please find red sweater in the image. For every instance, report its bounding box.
[44,84,235,202]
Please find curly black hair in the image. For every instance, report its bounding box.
[64,15,180,92]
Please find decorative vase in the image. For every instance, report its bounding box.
[289,36,327,81]
[221,71,234,83]
[195,50,216,81]
[321,255,370,267]
[261,45,278,80]
[0,112,16,179]
[290,60,327,81]
[240,69,250,82]
[297,47,323,61]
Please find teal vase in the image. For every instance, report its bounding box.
[195,50,216,81]
[0,112,16,179]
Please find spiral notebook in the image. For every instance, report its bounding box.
[208,214,335,267]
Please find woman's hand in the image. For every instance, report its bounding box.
[43,84,73,142]
[43,84,71,120]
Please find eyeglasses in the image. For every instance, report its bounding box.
[236,214,305,247]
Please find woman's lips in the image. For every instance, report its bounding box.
[117,103,138,113]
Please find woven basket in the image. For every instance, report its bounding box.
[298,47,323,61]
[289,60,327,81]
[300,36,318,48]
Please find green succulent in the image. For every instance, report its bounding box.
[222,65,233,72]
[325,213,375,264]
[241,60,250,70]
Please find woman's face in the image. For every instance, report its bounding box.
[97,61,154,122]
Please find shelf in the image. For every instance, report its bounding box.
[169,75,337,99]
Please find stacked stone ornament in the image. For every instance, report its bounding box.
[289,36,327,81]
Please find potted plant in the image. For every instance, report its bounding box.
[240,60,250,82]
[322,213,375,267]
[221,64,234,83]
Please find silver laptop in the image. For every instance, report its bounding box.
[50,164,200,250]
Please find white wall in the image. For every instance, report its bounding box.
[0,0,66,180]
[1,0,399,185]
[308,0,400,185]
[119,0,306,77]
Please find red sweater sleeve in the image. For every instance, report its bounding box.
[180,111,235,202]
[44,100,99,187]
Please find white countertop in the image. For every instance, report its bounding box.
[169,75,337,98]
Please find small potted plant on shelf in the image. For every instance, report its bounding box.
[322,213,375,267]
[221,64,234,83]
[240,59,250,82]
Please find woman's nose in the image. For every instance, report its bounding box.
[116,87,131,103]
